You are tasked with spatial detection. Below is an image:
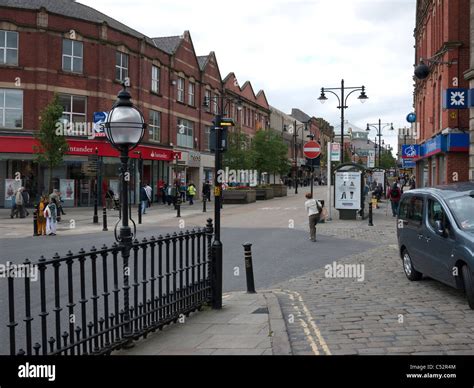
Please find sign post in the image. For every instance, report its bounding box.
[304,140,321,198]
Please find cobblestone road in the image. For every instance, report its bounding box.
[275,202,474,355]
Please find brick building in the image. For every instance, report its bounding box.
[413,0,471,187]
[0,0,272,207]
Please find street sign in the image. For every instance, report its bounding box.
[303,140,321,159]
[367,150,375,168]
[330,143,341,162]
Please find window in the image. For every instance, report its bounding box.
[0,89,23,128]
[58,95,86,128]
[408,196,424,226]
[204,126,211,151]
[188,82,195,106]
[177,118,194,148]
[204,90,211,112]
[151,66,160,93]
[428,199,448,231]
[62,39,83,73]
[115,52,128,82]
[149,110,161,142]
[177,77,185,102]
[0,30,18,66]
[213,94,219,114]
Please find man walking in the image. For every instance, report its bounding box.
[140,183,150,214]
[304,193,322,242]
[187,183,196,205]
[10,187,24,218]
[388,182,402,217]
[202,181,211,202]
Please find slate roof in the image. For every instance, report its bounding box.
[0,0,154,43]
[197,55,208,70]
[152,35,182,55]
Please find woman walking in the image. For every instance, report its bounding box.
[36,196,48,236]
[304,193,322,242]
[44,198,58,236]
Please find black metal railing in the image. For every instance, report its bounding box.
[7,219,214,355]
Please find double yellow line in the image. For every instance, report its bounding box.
[276,289,331,355]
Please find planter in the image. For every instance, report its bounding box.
[255,187,274,200]
[222,190,256,204]
[270,184,287,197]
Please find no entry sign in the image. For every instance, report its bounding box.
[303,140,321,159]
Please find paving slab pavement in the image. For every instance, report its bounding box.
[114,291,292,356]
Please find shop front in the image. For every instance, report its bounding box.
[0,136,175,208]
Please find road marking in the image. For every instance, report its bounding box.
[276,289,331,355]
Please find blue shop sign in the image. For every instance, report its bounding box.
[421,135,446,158]
[402,159,416,168]
[401,144,420,159]
[443,88,468,109]
[446,133,469,152]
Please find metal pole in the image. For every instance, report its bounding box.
[243,243,256,293]
[310,165,314,198]
[327,142,332,222]
[93,149,99,224]
[138,155,142,225]
[33,209,38,236]
[119,149,133,348]
[368,200,373,226]
[340,79,345,163]
[212,110,223,310]
[102,207,108,231]
[378,119,382,168]
[294,120,298,194]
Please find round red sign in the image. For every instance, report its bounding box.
[303,140,321,159]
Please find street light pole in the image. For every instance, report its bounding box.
[366,119,393,168]
[93,147,99,224]
[318,79,368,164]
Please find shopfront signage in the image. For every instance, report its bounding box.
[443,88,468,109]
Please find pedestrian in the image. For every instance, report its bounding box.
[166,184,174,206]
[304,193,322,242]
[388,182,402,217]
[410,176,416,190]
[12,187,24,218]
[140,183,150,214]
[187,183,196,205]
[36,196,48,236]
[105,188,114,210]
[44,198,58,236]
[202,181,211,202]
[21,187,30,216]
[145,183,152,208]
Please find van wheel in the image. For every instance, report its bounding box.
[402,249,422,281]
[461,265,474,309]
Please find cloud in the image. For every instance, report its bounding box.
[78,0,416,140]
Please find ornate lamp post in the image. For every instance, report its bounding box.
[103,85,146,346]
[366,120,393,168]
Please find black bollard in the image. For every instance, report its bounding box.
[203,197,207,213]
[242,242,256,293]
[33,209,38,236]
[103,207,108,231]
[368,201,374,226]
[176,199,181,218]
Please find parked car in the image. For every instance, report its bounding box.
[397,183,474,308]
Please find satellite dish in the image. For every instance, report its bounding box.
[414,63,430,80]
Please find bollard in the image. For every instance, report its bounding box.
[102,207,108,231]
[33,209,38,236]
[203,197,207,213]
[368,201,374,226]
[138,200,142,225]
[176,199,181,218]
[242,243,256,294]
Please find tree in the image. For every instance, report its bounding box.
[379,150,397,170]
[251,130,290,185]
[223,130,255,184]
[34,95,69,193]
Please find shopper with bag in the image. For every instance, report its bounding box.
[304,193,322,242]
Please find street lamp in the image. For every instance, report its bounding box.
[366,119,393,168]
[290,120,308,194]
[93,147,99,224]
[318,79,368,162]
[103,84,146,346]
[203,93,241,310]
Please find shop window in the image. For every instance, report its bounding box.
[213,93,219,114]
[0,89,23,128]
[177,118,194,148]
[59,94,86,127]
[0,30,18,66]
[115,51,128,82]
[149,110,161,142]
[62,39,83,73]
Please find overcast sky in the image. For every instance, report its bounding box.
[80,0,416,150]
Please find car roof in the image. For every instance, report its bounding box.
[404,182,474,199]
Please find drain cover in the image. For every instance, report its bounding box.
[252,307,269,314]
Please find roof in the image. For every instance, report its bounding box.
[290,108,311,123]
[0,0,153,43]
[152,35,182,55]
[197,55,208,71]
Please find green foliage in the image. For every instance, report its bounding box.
[34,95,69,192]
[251,130,290,184]
[378,150,397,169]
[223,130,254,171]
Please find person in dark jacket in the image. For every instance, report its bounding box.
[140,183,150,214]
[202,181,211,202]
[388,182,402,217]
